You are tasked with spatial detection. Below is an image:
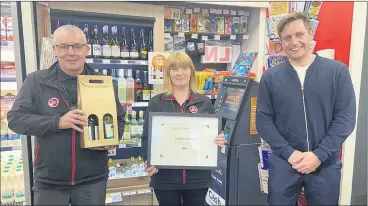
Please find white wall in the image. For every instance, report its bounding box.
[340,2,367,205]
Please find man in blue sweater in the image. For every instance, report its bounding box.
[256,12,356,205]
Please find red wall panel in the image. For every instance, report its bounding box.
[313,2,354,66]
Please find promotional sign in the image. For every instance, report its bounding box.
[148,52,169,84]
[201,46,232,64]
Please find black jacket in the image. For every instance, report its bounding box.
[256,54,356,165]
[141,92,216,190]
[7,62,126,186]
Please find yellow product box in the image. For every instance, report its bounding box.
[1,90,17,120]
[77,75,119,148]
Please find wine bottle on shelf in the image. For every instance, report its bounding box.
[103,114,114,140]
[135,70,143,102]
[131,111,139,143]
[148,29,153,53]
[142,71,150,102]
[92,25,102,58]
[117,69,127,103]
[139,29,148,60]
[111,26,120,59]
[126,69,135,103]
[130,27,139,60]
[88,115,99,141]
[123,113,131,142]
[138,110,144,140]
[111,69,118,95]
[120,27,130,60]
[102,25,112,59]
[83,24,92,58]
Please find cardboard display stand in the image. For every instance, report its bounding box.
[78,75,119,148]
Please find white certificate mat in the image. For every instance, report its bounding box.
[147,112,221,170]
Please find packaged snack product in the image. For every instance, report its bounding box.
[209,16,218,34]
[190,14,197,33]
[231,52,259,76]
[197,14,206,33]
[164,20,173,32]
[232,17,240,34]
[241,16,248,34]
[217,16,225,34]
[181,14,190,33]
[173,19,182,32]
[224,16,232,35]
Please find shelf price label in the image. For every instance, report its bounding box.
[148,52,169,84]
[202,35,208,41]
[230,35,236,40]
[243,35,250,40]
[152,54,167,72]
[191,33,198,39]
[214,35,221,40]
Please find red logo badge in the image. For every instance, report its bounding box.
[48,97,59,108]
[189,105,198,113]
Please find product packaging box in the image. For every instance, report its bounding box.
[78,75,119,148]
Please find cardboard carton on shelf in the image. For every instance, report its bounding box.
[107,159,150,190]
[77,75,119,148]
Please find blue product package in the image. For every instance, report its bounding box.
[231,52,258,76]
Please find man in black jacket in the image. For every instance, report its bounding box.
[7,25,125,205]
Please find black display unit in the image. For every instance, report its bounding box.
[205,76,267,205]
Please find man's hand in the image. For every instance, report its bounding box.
[292,152,322,174]
[288,150,305,166]
[59,109,88,132]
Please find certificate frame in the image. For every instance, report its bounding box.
[147,112,222,170]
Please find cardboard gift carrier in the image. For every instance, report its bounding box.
[78,75,119,148]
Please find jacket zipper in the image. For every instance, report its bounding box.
[59,92,76,185]
[176,101,187,184]
[301,86,310,151]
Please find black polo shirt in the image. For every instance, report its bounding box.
[58,65,86,109]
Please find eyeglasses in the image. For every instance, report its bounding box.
[55,44,86,53]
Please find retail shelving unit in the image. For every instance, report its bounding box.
[13,1,269,205]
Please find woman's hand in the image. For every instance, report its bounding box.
[214,133,226,147]
[144,161,158,176]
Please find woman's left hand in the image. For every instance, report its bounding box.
[214,133,226,147]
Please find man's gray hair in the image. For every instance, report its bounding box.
[53,24,87,44]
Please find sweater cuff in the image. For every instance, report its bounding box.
[313,147,329,163]
[280,145,295,161]
[52,115,63,132]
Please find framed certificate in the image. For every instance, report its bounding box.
[147,112,222,170]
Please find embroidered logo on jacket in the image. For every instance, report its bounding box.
[48,97,59,108]
[189,105,198,113]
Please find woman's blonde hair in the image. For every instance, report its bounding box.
[163,51,199,95]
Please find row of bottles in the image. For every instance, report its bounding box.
[96,68,152,103]
[1,153,25,203]
[54,20,153,60]
[108,156,147,179]
[122,110,144,144]
[88,113,114,141]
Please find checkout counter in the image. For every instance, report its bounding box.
[205,76,268,205]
